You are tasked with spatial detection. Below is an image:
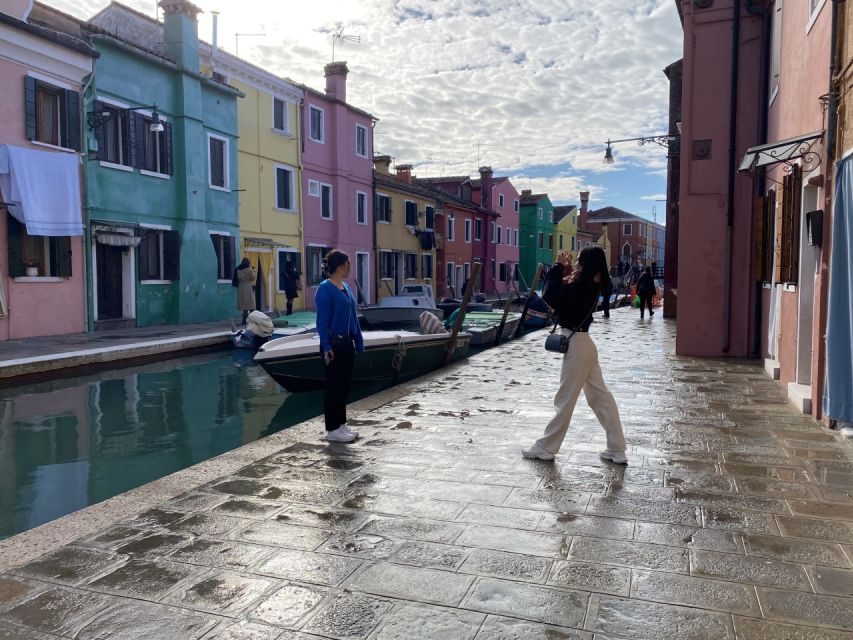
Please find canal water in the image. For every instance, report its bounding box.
[0,351,388,541]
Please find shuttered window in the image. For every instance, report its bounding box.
[425,206,435,230]
[779,165,802,283]
[377,194,391,223]
[91,102,173,173]
[422,254,433,279]
[208,136,228,189]
[5,216,71,278]
[25,77,81,151]
[405,201,417,227]
[210,233,235,280]
[405,253,417,279]
[138,228,180,281]
[275,166,294,210]
[273,98,287,132]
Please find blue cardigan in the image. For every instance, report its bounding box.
[315,280,364,353]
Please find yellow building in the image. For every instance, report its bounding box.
[200,45,304,313]
[373,158,439,300]
[553,205,578,262]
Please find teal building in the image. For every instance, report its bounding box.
[518,190,556,287]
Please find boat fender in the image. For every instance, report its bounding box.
[391,335,407,376]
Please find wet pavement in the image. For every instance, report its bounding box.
[2,308,853,638]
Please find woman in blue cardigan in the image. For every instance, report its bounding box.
[315,250,364,443]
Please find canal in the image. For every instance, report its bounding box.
[0,351,388,540]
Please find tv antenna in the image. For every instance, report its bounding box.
[332,28,361,62]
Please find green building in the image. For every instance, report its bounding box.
[518,190,555,287]
[53,0,243,329]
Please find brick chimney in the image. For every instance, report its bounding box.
[521,189,532,197]
[479,166,493,210]
[159,0,202,69]
[374,155,392,175]
[324,61,349,102]
[579,191,590,229]
[395,164,413,184]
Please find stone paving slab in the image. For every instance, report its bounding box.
[3,308,853,637]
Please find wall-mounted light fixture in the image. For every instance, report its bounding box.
[603,134,680,165]
[87,104,164,132]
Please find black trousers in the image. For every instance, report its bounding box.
[324,341,355,431]
[286,298,294,315]
[639,294,654,316]
[601,290,612,317]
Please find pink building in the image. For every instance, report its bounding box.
[0,1,95,340]
[301,62,376,308]
[472,169,521,296]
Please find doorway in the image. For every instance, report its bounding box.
[796,182,820,386]
[355,252,370,304]
[96,244,124,320]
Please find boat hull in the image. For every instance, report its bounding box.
[361,307,443,327]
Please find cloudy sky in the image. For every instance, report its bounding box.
[54,0,682,221]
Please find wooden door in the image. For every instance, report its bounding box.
[96,244,124,319]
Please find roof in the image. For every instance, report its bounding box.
[374,173,442,201]
[5,5,98,57]
[587,206,665,229]
[302,85,377,122]
[412,179,489,215]
[470,177,508,188]
[520,193,548,206]
[416,176,472,186]
[553,205,577,224]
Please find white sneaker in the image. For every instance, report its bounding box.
[521,444,555,461]
[341,423,359,437]
[326,426,357,443]
[599,449,628,465]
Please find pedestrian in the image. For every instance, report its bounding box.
[601,276,613,318]
[637,266,656,319]
[235,257,256,324]
[316,249,364,443]
[522,246,627,464]
[282,263,300,316]
[651,260,659,278]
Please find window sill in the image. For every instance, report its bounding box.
[217,279,232,284]
[309,137,325,144]
[271,128,293,138]
[321,216,334,221]
[13,276,66,283]
[784,283,798,292]
[274,207,297,213]
[378,220,391,225]
[356,153,369,159]
[140,279,171,285]
[100,161,133,172]
[209,184,231,193]
[140,169,170,180]
[31,140,77,154]
[357,221,369,226]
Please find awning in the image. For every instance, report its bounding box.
[96,233,140,247]
[738,131,824,173]
[242,236,280,248]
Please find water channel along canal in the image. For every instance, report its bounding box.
[0,351,389,540]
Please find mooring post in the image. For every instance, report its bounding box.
[514,263,544,339]
[494,282,517,346]
[443,261,481,366]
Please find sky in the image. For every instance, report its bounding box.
[52,0,683,223]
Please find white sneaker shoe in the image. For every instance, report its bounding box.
[341,423,359,437]
[326,426,357,443]
[599,449,628,465]
[521,444,555,461]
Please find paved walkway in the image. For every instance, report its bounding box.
[2,309,853,639]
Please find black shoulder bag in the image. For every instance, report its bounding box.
[544,289,600,354]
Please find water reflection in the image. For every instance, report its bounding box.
[0,352,380,540]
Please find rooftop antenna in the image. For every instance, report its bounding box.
[235,32,264,58]
[332,27,361,62]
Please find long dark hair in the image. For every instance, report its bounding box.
[574,246,612,289]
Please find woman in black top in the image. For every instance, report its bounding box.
[522,246,627,464]
[636,267,656,319]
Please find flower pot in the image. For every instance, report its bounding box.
[25,267,38,277]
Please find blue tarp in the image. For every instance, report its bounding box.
[823,155,853,423]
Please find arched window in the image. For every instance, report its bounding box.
[622,243,631,259]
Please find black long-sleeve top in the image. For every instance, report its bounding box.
[542,264,600,331]
[637,272,656,296]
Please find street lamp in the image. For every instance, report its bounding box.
[87,104,165,132]
[602,134,680,165]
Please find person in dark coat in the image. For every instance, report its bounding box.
[600,276,614,318]
[636,266,656,319]
[283,264,300,316]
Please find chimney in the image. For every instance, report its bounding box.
[324,61,349,102]
[373,155,392,175]
[479,166,493,210]
[395,164,413,184]
[579,191,590,228]
[159,0,202,69]
[521,189,532,197]
[210,10,219,64]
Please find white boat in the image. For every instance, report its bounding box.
[361,284,444,327]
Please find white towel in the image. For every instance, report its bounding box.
[0,144,83,236]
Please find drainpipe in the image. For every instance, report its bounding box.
[746,0,772,357]
[81,60,97,333]
[828,0,842,162]
[723,0,742,354]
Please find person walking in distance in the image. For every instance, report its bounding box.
[235,257,256,324]
[600,275,613,319]
[316,250,364,443]
[636,266,656,319]
[522,247,627,464]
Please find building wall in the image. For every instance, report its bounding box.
[492,180,520,295]
[441,203,476,298]
[519,197,555,287]
[554,212,577,259]
[0,26,91,340]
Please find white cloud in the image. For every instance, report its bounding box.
[50,0,681,199]
[640,193,668,201]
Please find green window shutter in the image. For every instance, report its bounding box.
[164,122,174,175]
[226,236,236,275]
[127,112,142,169]
[24,76,37,141]
[6,215,24,277]
[92,100,107,161]
[56,236,72,277]
[163,229,180,280]
[60,89,81,151]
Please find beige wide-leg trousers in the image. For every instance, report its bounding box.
[534,331,626,455]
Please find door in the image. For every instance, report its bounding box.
[96,244,124,320]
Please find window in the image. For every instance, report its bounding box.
[538,232,544,249]
[425,205,435,230]
[507,228,512,246]
[623,224,633,236]
[549,211,554,223]
[571,237,576,251]
[320,183,333,219]
[559,235,564,250]
[277,250,302,293]
[208,135,229,190]
[497,226,502,244]
[640,225,647,238]
[514,199,519,213]
[92,103,173,173]
[377,194,391,223]
[142,115,170,174]
[776,165,802,283]
[499,193,505,208]
[209,233,235,280]
[380,251,395,279]
[538,207,543,220]
[308,180,320,197]
[25,77,81,150]
[309,105,324,142]
[499,262,508,282]
[491,221,496,242]
[770,0,782,101]
[356,124,368,157]
[101,105,130,166]
[491,259,496,281]
[514,229,519,246]
[548,234,553,249]
[405,200,418,227]
[405,253,418,279]
[465,219,472,243]
[357,191,368,224]
[447,214,455,240]
[307,246,331,285]
[275,165,295,210]
[273,98,288,133]
[5,217,72,278]
[475,219,482,241]
[138,228,180,281]
[422,254,433,279]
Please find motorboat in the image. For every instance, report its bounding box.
[462,311,523,346]
[254,329,471,392]
[232,311,316,351]
[361,284,444,327]
[437,299,493,316]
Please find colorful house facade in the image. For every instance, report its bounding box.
[0,1,96,340]
[372,158,438,300]
[301,62,376,308]
[518,190,555,286]
[553,205,578,261]
[473,168,520,296]
[199,43,305,313]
